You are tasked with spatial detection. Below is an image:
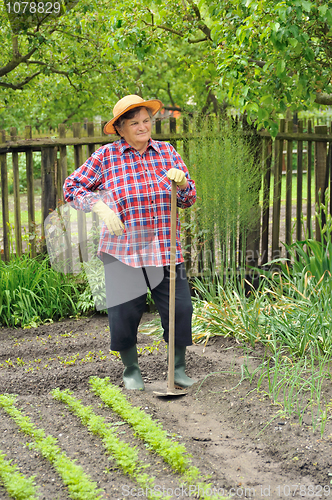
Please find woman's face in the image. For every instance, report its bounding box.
[118,107,152,153]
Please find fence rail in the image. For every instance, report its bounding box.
[0,116,331,277]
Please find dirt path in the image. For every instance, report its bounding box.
[1,314,332,499]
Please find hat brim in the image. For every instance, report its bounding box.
[103,99,163,135]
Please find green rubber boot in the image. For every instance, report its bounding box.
[168,345,196,388]
[119,345,145,390]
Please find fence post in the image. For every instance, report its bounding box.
[87,122,99,248]
[155,116,162,135]
[307,120,313,238]
[330,124,332,219]
[10,127,22,257]
[41,146,57,252]
[245,180,261,270]
[73,122,88,262]
[182,116,192,275]
[285,120,293,257]
[261,137,272,265]
[314,125,328,241]
[272,119,285,260]
[87,122,95,157]
[57,124,73,273]
[169,116,177,149]
[0,131,10,262]
[58,124,67,203]
[244,119,262,272]
[296,120,303,244]
[101,121,107,136]
[25,125,36,258]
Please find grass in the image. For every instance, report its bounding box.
[0,253,86,327]
[189,248,332,435]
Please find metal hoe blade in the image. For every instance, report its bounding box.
[154,180,187,398]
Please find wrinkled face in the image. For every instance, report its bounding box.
[117,107,152,152]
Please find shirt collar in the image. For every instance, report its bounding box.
[118,137,161,155]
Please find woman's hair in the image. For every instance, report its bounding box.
[113,106,153,136]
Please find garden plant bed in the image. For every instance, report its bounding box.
[1,314,332,499]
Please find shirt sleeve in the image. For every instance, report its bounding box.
[168,143,196,209]
[63,148,104,212]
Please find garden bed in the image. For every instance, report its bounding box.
[1,313,332,499]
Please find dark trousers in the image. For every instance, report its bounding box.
[103,255,193,351]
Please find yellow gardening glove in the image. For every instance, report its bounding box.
[166,168,187,188]
[92,200,124,236]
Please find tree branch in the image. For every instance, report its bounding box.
[167,82,175,107]
[0,71,42,89]
[248,58,265,68]
[184,0,212,41]
[142,20,184,37]
[61,101,87,123]
[315,92,332,105]
[0,45,39,77]
[188,36,209,43]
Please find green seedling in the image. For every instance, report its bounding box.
[0,394,103,500]
[89,377,227,500]
[110,350,120,359]
[137,341,163,356]
[0,449,39,500]
[51,388,165,500]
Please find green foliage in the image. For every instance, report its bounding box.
[192,267,332,358]
[0,253,85,327]
[89,377,226,500]
[79,256,107,314]
[191,190,332,358]
[282,194,332,286]
[51,388,160,499]
[206,0,332,133]
[89,377,190,473]
[2,0,332,133]
[0,394,103,500]
[0,450,39,500]
[238,348,332,438]
[0,0,216,131]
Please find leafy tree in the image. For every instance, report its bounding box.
[137,0,332,134]
[3,0,331,134]
[0,0,217,131]
[207,0,332,134]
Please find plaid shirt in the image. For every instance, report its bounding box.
[63,137,196,267]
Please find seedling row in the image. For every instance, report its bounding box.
[0,378,227,500]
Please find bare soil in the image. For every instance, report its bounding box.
[1,314,332,499]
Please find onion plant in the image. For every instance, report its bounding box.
[190,197,332,435]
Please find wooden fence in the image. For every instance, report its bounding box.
[0,116,331,276]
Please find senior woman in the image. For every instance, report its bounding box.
[63,94,196,390]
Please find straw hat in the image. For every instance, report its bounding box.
[103,95,163,135]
